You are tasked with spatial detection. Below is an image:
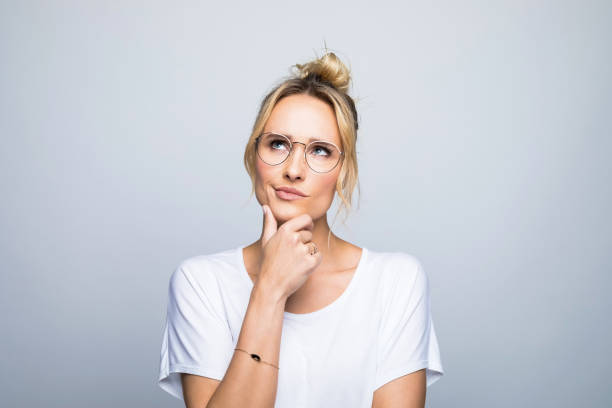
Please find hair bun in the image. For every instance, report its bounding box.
[292,51,352,93]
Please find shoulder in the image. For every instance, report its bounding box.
[177,247,236,274]
[370,249,424,280]
[369,250,428,296]
[369,251,431,324]
[169,247,238,295]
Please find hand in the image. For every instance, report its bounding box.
[255,204,322,300]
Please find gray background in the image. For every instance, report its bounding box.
[1,1,610,407]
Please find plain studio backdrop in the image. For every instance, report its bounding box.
[1,1,610,407]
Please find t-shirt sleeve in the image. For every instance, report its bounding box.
[157,262,235,401]
[374,254,444,391]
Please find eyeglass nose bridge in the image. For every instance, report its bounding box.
[280,141,319,171]
[286,141,308,161]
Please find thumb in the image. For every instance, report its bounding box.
[261,205,277,247]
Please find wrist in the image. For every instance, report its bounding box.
[251,279,287,307]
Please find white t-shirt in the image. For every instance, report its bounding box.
[157,244,444,406]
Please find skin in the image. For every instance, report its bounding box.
[245,93,427,406]
[181,93,426,407]
[243,93,364,311]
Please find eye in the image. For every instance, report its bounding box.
[310,144,331,156]
[270,138,289,151]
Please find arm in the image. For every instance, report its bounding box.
[371,369,426,408]
[182,280,286,408]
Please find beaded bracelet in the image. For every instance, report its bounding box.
[235,348,279,370]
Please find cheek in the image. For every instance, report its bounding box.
[316,172,339,198]
[254,159,269,183]
[254,159,276,195]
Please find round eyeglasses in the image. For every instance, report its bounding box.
[255,132,344,173]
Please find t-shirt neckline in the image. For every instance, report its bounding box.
[234,244,368,321]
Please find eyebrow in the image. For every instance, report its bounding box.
[273,132,329,143]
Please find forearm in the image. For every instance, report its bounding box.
[206,282,286,408]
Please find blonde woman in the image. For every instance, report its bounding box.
[157,49,444,407]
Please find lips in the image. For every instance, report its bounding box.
[275,186,307,197]
[274,186,307,201]
[276,190,304,200]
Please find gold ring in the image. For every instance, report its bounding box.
[309,242,318,255]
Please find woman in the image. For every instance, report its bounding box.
[157,50,444,407]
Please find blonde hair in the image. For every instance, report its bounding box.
[243,48,361,247]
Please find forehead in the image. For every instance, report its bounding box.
[264,94,340,145]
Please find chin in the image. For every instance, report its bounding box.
[270,204,305,220]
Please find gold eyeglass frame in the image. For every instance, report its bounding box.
[255,132,344,173]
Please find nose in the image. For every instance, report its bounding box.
[284,142,308,177]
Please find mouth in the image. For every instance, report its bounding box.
[274,187,307,201]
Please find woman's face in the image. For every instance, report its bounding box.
[254,93,343,224]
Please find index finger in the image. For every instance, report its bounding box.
[282,213,314,233]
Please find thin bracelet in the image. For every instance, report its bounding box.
[235,348,279,370]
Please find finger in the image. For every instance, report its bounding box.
[297,230,313,244]
[261,205,278,247]
[283,213,314,233]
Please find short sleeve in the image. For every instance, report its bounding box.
[157,262,235,401]
[374,254,444,391]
